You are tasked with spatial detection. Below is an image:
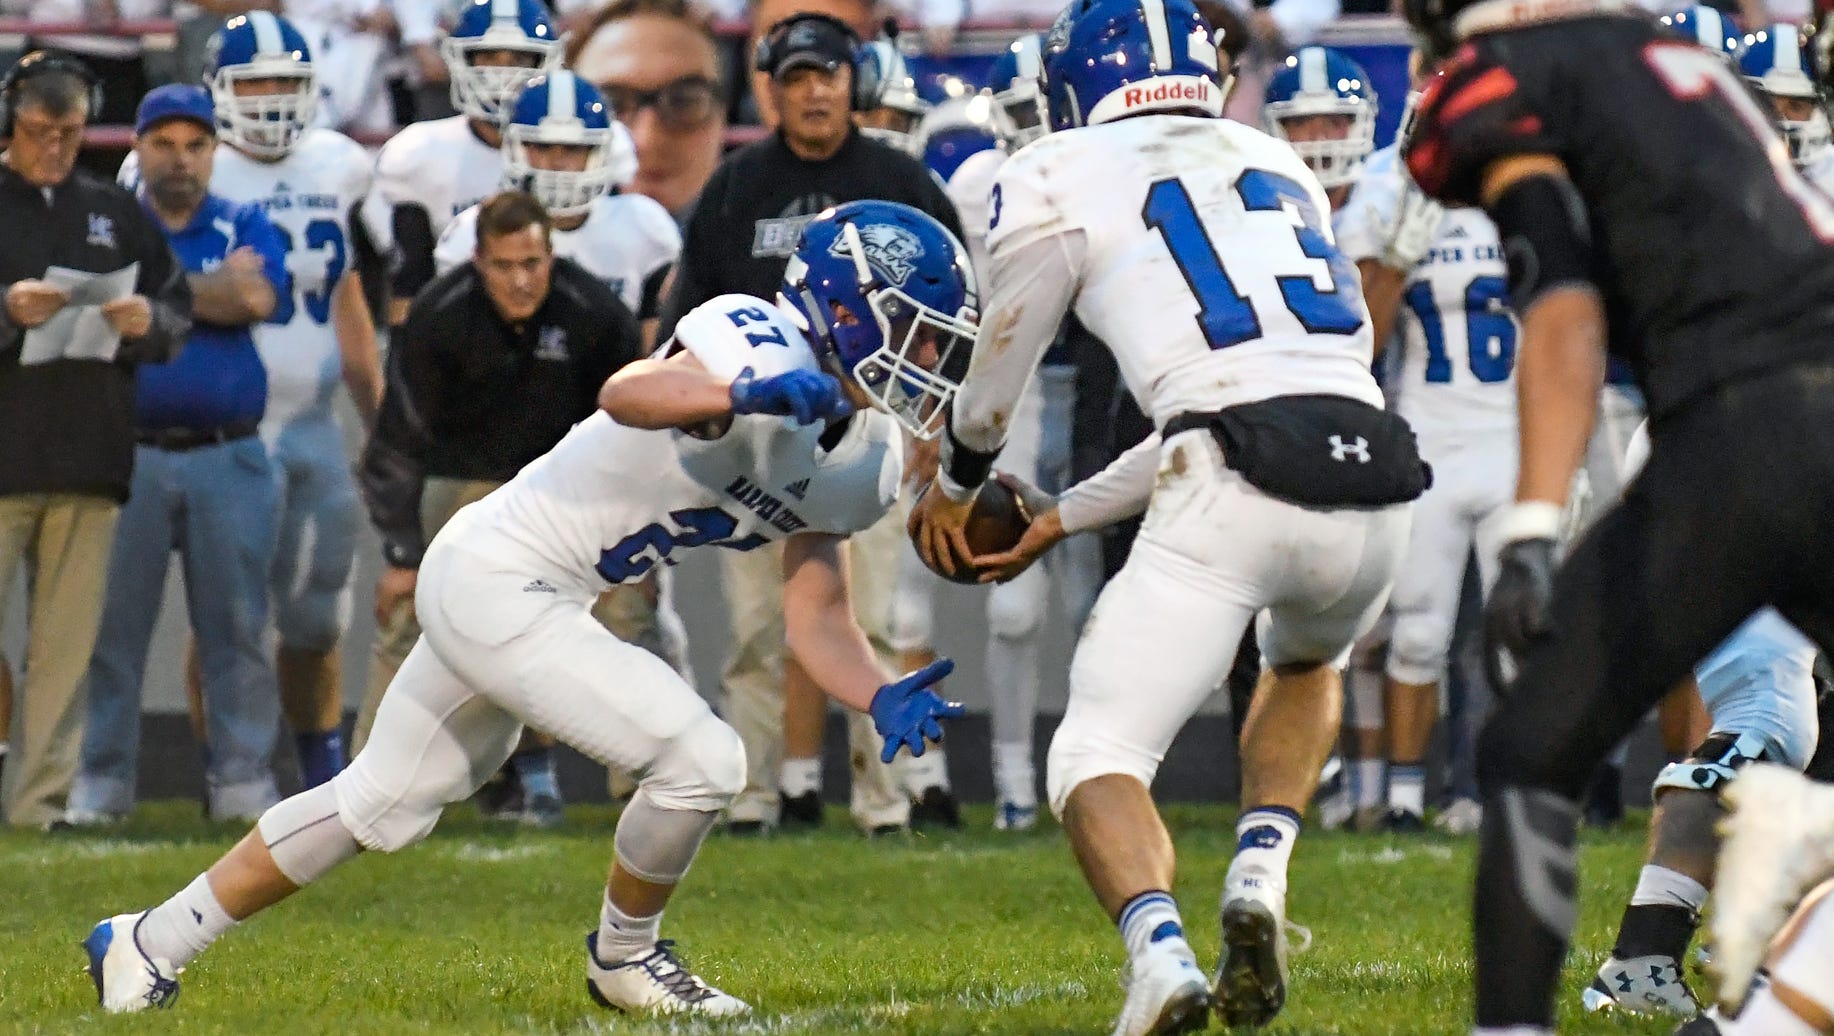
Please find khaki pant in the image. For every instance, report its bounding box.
[353,479,676,758]
[0,494,120,828]
[723,507,912,830]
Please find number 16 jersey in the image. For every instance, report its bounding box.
[984,115,1382,428]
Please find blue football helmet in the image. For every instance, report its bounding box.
[986,33,1046,149]
[1740,23,1830,167]
[858,41,931,157]
[1263,46,1378,190]
[442,0,563,123]
[204,12,317,158]
[780,202,979,440]
[502,72,636,217]
[1039,0,1225,133]
[1661,5,1746,61]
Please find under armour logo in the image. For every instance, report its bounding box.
[1237,825,1283,851]
[1328,435,1371,463]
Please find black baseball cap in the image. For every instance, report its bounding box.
[768,16,855,79]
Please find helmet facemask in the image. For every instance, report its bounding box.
[502,125,624,217]
[212,60,317,158]
[990,77,1046,148]
[442,31,559,122]
[1265,100,1376,189]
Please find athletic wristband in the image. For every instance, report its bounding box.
[1499,500,1563,544]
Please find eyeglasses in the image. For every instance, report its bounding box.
[598,76,721,131]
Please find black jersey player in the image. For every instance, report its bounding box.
[1400,0,1834,1032]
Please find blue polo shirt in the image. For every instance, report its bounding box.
[136,193,288,431]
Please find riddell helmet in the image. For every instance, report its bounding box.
[858,41,932,156]
[501,72,637,217]
[442,0,562,123]
[1661,5,1747,61]
[986,33,1047,149]
[1039,0,1225,133]
[204,12,317,158]
[1263,46,1379,189]
[779,201,979,440]
[1741,23,1831,166]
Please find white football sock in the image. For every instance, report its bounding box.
[1628,865,1708,912]
[597,891,662,963]
[779,757,821,798]
[137,873,236,968]
[1117,890,1187,962]
[1388,764,1426,816]
[1355,759,1386,810]
[1229,808,1300,891]
[992,740,1036,808]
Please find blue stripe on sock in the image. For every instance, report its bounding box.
[1241,805,1302,828]
[1118,891,1175,930]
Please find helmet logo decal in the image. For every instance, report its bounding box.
[835,222,924,286]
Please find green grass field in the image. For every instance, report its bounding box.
[0,802,1690,1035]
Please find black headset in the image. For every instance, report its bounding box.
[0,50,103,139]
[752,13,885,112]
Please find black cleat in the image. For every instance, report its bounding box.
[1382,808,1426,833]
[909,786,963,830]
[779,790,824,829]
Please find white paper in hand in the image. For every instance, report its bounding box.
[20,263,140,365]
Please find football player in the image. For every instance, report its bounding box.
[119,13,382,791]
[1742,22,1834,193]
[1336,52,1514,834]
[911,0,1423,1029]
[1262,46,1378,215]
[434,73,678,350]
[1578,424,1819,1018]
[856,39,932,158]
[1401,0,1834,1028]
[360,0,562,330]
[82,201,975,1018]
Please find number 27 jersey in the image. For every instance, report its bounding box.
[453,294,904,590]
[986,115,1382,426]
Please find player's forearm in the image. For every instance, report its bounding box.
[334,273,384,430]
[1056,432,1161,534]
[597,357,734,430]
[784,599,883,714]
[1513,287,1607,508]
[1357,259,1407,357]
[188,269,274,325]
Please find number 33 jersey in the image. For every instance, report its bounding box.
[1404,12,1834,420]
[981,115,1382,429]
[456,293,904,589]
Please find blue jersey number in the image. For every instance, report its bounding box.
[1402,275,1517,384]
[265,217,347,327]
[1141,171,1363,351]
[596,507,768,583]
[727,305,789,348]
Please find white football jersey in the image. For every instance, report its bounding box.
[359,115,503,255]
[453,293,903,590]
[977,116,1381,431]
[1338,145,1517,440]
[946,146,1006,274]
[433,193,681,316]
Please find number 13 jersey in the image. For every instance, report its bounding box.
[983,115,1382,428]
[455,293,903,591]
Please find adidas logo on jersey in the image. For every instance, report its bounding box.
[1444,224,1469,239]
[522,579,558,594]
[784,478,810,500]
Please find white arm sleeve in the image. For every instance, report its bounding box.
[1267,0,1339,47]
[1056,432,1162,534]
[940,228,1085,496]
[391,0,442,45]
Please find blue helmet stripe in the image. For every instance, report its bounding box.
[1139,0,1173,70]
[248,10,285,56]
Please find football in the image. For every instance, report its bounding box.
[911,476,1033,584]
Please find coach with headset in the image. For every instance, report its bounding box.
[655,10,963,837]
[0,51,190,830]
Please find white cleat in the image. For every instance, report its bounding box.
[1433,797,1483,836]
[1110,938,1211,1036]
[1581,954,1699,1016]
[1712,764,1834,1011]
[1215,867,1308,1029]
[585,936,750,1017]
[82,912,179,1013]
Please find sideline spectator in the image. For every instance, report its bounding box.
[567,0,726,221]
[5,0,168,126]
[69,84,286,826]
[0,53,190,830]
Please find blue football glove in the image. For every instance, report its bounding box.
[869,658,963,763]
[728,366,853,425]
